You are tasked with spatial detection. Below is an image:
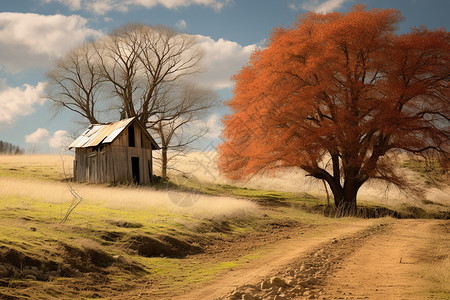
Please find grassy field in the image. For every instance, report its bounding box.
[0,154,448,299]
[0,155,339,299]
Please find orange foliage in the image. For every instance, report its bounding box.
[218,5,449,209]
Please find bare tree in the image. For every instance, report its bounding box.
[97,24,213,177]
[94,24,143,119]
[45,23,217,180]
[136,25,204,125]
[95,24,205,125]
[150,82,217,178]
[46,42,104,124]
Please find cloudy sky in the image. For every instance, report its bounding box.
[1,0,448,152]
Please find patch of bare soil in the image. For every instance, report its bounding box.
[0,246,59,282]
[187,219,448,300]
[107,220,144,228]
[167,219,380,300]
[0,242,146,299]
[124,234,202,258]
[321,219,450,300]
[195,219,307,263]
[218,223,388,300]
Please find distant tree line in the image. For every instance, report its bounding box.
[0,140,24,154]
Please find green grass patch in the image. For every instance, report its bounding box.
[1,154,446,298]
[0,189,325,298]
[402,159,447,185]
[167,176,327,208]
[0,164,62,181]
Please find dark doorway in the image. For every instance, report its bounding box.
[131,157,140,183]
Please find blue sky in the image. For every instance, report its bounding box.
[0,0,448,152]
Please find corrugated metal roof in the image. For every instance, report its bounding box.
[69,117,135,149]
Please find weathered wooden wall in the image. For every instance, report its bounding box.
[73,121,155,184]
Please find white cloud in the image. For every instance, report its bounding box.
[0,12,253,91]
[0,80,47,128]
[196,35,257,89]
[25,128,51,144]
[176,19,187,30]
[186,113,222,139]
[202,113,222,138]
[290,0,349,13]
[49,130,71,149]
[43,0,230,15]
[313,0,347,13]
[0,12,102,72]
[25,128,71,149]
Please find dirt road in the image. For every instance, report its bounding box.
[322,219,449,300]
[173,219,449,300]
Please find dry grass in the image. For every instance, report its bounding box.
[0,154,73,171]
[169,151,450,212]
[0,177,259,220]
[0,154,325,299]
[421,245,450,298]
[0,154,259,220]
[431,255,450,293]
[1,153,447,299]
[2,153,448,214]
[0,154,74,181]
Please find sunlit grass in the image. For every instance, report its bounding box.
[168,151,450,211]
[0,189,267,297]
[432,255,450,293]
[0,177,259,221]
[0,156,295,297]
[402,159,447,185]
[0,154,73,181]
[0,153,448,298]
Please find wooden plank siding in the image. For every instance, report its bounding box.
[72,118,158,185]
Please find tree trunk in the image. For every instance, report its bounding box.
[88,115,98,124]
[322,180,330,206]
[328,180,360,216]
[341,186,358,216]
[161,147,168,179]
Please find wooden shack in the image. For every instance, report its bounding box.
[69,117,160,184]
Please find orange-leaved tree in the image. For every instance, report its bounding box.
[218,5,449,213]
